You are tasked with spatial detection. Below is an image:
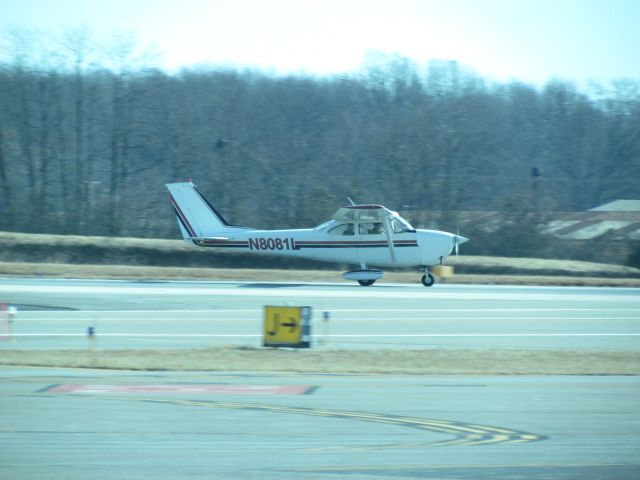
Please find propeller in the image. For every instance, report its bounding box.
[452,230,468,264]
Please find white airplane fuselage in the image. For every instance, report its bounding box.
[167,181,467,286]
[189,225,457,268]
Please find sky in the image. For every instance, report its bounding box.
[1,0,639,87]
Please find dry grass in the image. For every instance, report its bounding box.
[459,255,640,276]
[1,230,639,286]
[0,231,189,250]
[1,347,638,375]
[1,261,640,287]
[1,230,637,275]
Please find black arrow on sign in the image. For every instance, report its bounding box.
[268,313,280,336]
[282,318,297,332]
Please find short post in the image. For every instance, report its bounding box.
[7,306,17,341]
[322,311,331,345]
[87,325,96,351]
[0,303,7,340]
[0,304,17,341]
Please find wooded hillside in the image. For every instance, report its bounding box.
[1,30,639,262]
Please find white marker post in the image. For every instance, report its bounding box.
[7,306,17,341]
[0,304,7,340]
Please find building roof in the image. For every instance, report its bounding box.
[589,200,640,212]
[544,202,640,240]
[416,201,640,241]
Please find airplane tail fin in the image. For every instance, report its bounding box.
[166,182,233,240]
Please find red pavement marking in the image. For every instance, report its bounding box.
[45,384,313,395]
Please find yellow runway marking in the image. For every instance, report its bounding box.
[91,395,546,448]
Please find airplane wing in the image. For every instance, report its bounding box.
[331,205,394,222]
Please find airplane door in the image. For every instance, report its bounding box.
[357,221,388,265]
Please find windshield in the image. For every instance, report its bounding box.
[391,216,414,233]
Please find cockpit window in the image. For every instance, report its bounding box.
[359,222,383,235]
[391,217,414,233]
[328,223,354,235]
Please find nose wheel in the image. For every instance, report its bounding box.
[421,272,435,287]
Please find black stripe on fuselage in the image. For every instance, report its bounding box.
[296,243,418,249]
[193,240,417,249]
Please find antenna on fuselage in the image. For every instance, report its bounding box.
[346,196,356,206]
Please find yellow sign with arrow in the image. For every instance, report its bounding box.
[263,306,311,348]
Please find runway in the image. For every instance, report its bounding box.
[1,278,639,350]
[1,278,640,479]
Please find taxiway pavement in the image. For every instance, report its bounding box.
[1,367,639,480]
[1,279,639,479]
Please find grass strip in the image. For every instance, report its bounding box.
[1,347,638,375]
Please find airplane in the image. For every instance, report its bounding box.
[166,181,468,287]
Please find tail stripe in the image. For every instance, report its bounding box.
[166,182,234,239]
[170,194,197,238]
[193,186,231,227]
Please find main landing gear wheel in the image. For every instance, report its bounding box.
[421,273,435,287]
[358,279,376,286]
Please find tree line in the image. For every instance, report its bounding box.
[0,29,639,262]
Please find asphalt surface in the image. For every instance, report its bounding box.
[1,367,639,480]
[0,278,639,350]
[1,278,639,479]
